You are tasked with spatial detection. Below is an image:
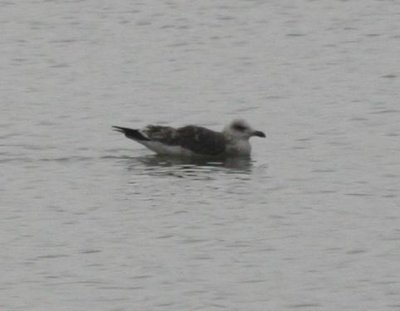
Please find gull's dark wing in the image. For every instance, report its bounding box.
[144,125,226,156]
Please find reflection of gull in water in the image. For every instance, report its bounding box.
[120,155,254,178]
[112,119,265,157]
[142,155,253,170]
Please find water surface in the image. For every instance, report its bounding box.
[1,0,400,310]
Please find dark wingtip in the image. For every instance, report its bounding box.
[112,126,126,133]
[112,125,150,141]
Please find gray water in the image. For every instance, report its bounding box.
[1,0,400,310]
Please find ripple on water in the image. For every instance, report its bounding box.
[119,154,255,178]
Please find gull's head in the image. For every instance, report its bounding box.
[224,119,266,140]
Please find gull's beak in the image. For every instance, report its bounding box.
[252,130,266,138]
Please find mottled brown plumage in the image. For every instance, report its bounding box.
[113,119,265,157]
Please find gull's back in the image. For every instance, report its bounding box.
[143,125,226,156]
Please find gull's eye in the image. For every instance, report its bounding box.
[233,124,247,132]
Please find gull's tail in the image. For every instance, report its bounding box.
[112,126,150,141]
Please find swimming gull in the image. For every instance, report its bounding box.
[112,119,265,157]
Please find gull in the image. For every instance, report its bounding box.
[112,119,265,157]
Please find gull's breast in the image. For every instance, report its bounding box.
[225,140,251,156]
